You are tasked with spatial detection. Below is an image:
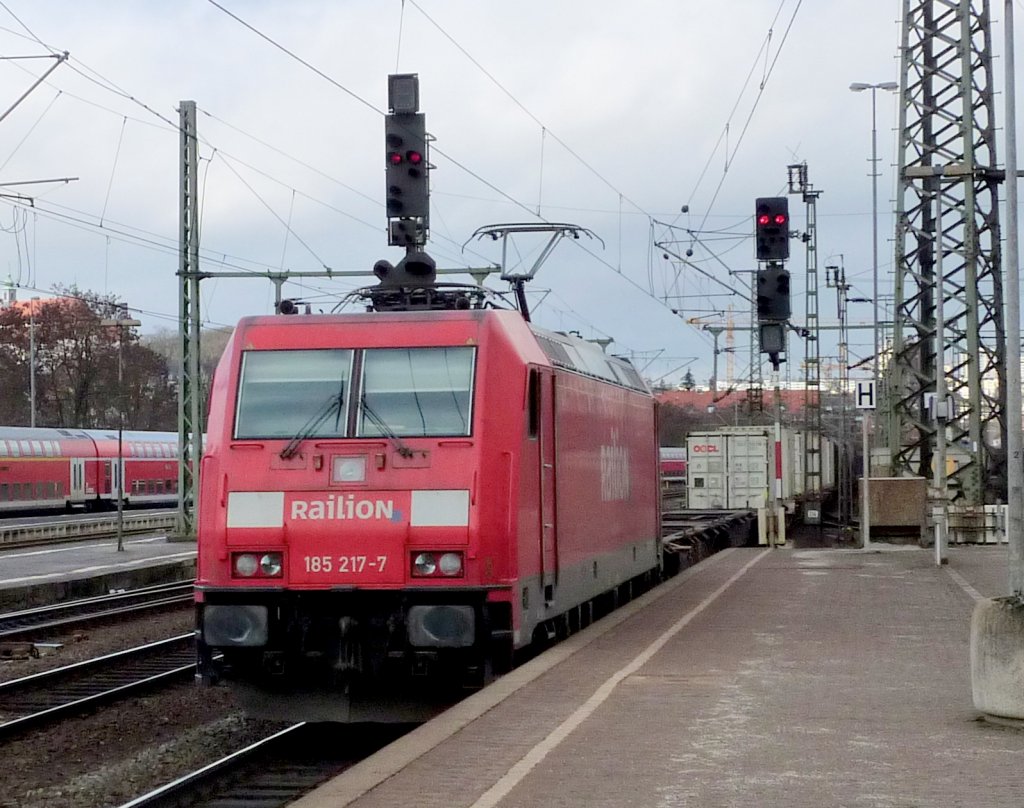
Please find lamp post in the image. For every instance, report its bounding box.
[28,296,39,427]
[849,81,898,417]
[1003,0,1023,597]
[100,315,141,552]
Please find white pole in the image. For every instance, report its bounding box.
[116,330,125,553]
[862,412,871,549]
[870,88,881,408]
[934,182,948,565]
[101,315,140,553]
[28,299,37,428]
[1004,0,1024,596]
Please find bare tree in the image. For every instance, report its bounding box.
[0,286,179,430]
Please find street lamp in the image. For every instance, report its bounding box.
[28,296,39,427]
[849,80,898,417]
[100,315,141,552]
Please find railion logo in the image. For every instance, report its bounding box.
[290,494,403,522]
[600,429,631,502]
[691,444,720,453]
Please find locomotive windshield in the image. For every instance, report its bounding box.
[233,346,475,440]
[358,347,474,437]
[235,349,353,439]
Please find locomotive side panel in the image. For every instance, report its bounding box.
[550,371,659,605]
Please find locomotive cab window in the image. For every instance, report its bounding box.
[358,347,475,437]
[235,349,353,439]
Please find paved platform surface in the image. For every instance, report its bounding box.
[0,534,195,609]
[296,544,1023,808]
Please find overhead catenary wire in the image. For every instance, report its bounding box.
[0,11,500,282]
[1,2,798,382]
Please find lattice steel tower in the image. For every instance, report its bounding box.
[888,0,1006,505]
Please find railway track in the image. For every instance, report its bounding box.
[0,633,196,739]
[116,723,409,808]
[0,580,194,642]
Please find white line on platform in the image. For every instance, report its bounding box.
[468,548,771,808]
[946,566,984,601]
[0,551,196,586]
[0,535,170,560]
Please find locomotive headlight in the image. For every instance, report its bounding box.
[412,552,437,576]
[259,553,283,577]
[233,553,259,577]
[332,455,367,483]
[438,552,463,576]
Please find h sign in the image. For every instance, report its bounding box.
[855,380,876,410]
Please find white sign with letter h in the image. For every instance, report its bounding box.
[855,380,876,410]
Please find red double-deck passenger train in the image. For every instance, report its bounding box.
[0,426,179,514]
[194,257,662,721]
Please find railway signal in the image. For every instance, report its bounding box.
[385,74,429,247]
[756,265,791,321]
[384,113,429,220]
[754,197,790,261]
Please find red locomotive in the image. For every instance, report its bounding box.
[194,254,662,721]
[0,426,179,514]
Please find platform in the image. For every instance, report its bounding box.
[0,534,196,610]
[295,544,1024,808]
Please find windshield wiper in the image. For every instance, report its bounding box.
[280,391,345,459]
[360,396,415,458]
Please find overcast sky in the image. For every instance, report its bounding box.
[0,1,1015,389]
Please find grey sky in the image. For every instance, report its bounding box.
[0,1,1003,388]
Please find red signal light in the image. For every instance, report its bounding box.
[388,152,403,165]
[757,214,771,225]
[406,150,423,165]
[774,214,787,224]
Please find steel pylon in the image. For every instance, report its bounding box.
[888,0,1007,505]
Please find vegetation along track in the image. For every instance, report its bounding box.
[117,722,411,808]
[0,633,196,738]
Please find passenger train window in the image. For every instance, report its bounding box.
[358,347,475,438]
[235,349,353,439]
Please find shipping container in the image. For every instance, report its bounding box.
[685,426,835,511]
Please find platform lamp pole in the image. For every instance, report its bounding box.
[849,80,898,436]
[28,296,38,427]
[101,315,141,552]
[1003,0,1024,598]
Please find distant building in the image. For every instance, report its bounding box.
[656,388,816,415]
[1,274,14,309]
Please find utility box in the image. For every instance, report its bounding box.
[862,477,927,542]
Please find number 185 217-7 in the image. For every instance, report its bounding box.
[302,555,387,574]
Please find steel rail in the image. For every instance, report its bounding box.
[115,723,409,808]
[0,580,194,640]
[0,633,196,738]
